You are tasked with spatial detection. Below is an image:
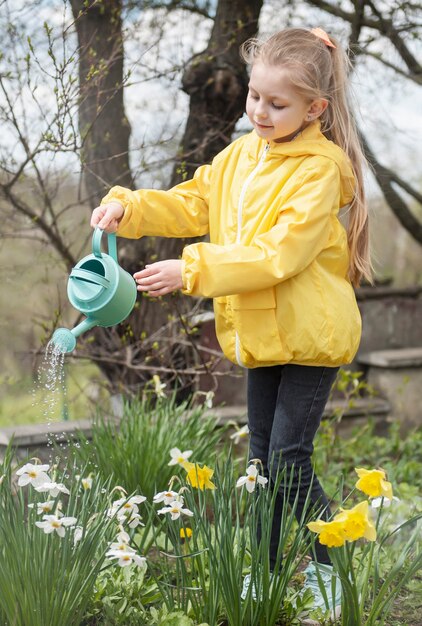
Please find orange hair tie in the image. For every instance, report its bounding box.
[310,27,336,49]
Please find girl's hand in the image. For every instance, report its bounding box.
[91,202,125,232]
[134,260,183,297]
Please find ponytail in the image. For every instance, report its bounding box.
[321,36,372,287]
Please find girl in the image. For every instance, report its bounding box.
[91,27,371,621]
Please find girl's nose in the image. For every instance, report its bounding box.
[255,103,267,119]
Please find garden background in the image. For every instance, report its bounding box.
[0,1,421,625]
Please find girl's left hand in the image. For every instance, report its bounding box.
[134,260,183,297]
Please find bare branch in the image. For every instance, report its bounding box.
[360,48,422,84]
[306,0,422,77]
[366,0,421,76]
[0,186,76,267]
[360,131,422,244]
[123,0,214,20]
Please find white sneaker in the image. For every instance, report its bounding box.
[241,572,275,601]
[241,573,257,601]
[300,562,341,624]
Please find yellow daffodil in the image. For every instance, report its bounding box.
[184,463,216,490]
[180,527,193,540]
[334,501,377,542]
[307,519,347,548]
[355,467,393,500]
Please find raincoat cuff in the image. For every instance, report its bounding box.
[181,248,198,295]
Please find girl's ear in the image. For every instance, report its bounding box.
[306,98,329,121]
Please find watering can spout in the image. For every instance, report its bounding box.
[51,318,98,353]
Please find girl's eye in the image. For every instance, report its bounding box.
[272,104,285,110]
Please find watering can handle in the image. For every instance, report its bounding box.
[92,228,118,261]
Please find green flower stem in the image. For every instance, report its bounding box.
[358,502,383,621]
[329,544,360,626]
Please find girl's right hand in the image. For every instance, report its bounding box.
[90,202,125,232]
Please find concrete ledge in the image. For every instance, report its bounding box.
[358,347,422,369]
[0,419,94,449]
[356,285,422,300]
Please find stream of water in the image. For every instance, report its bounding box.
[32,341,69,461]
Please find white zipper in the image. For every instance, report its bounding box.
[235,332,244,367]
[234,143,269,367]
[236,143,269,244]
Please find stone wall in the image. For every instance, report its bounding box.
[355,286,422,356]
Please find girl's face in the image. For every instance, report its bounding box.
[246,61,321,143]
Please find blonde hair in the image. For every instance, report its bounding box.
[241,28,372,287]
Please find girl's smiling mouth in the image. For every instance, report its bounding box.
[255,121,273,129]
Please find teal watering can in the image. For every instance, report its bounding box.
[51,228,137,353]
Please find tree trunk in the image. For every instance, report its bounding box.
[170,0,264,187]
[163,0,264,272]
[70,0,133,203]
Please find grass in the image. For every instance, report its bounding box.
[389,577,422,626]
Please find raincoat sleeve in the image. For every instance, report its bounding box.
[100,164,211,239]
[182,160,344,297]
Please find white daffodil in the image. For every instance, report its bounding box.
[35,514,77,537]
[35,481,70,497]
[157,500,194,521]
[0,474,5,485]
[204,391,214,409]
[28,500,55,515]
[81,477,93,490]
[124,512,144,529]
[168,447,193,467]
[236,465,268,493]
[153,490,183,505]
[106,548,147,568]
[230,425,249,445]
[152,374,166,398]
[108,495,146,518]
[371,496,400,509]
[108,531,131,552]
[16,463,50,488]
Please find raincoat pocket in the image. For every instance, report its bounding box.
[230,288,284,365]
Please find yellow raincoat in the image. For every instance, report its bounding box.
[102,120,361,368]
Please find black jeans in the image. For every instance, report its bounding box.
[247,364,340,567]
